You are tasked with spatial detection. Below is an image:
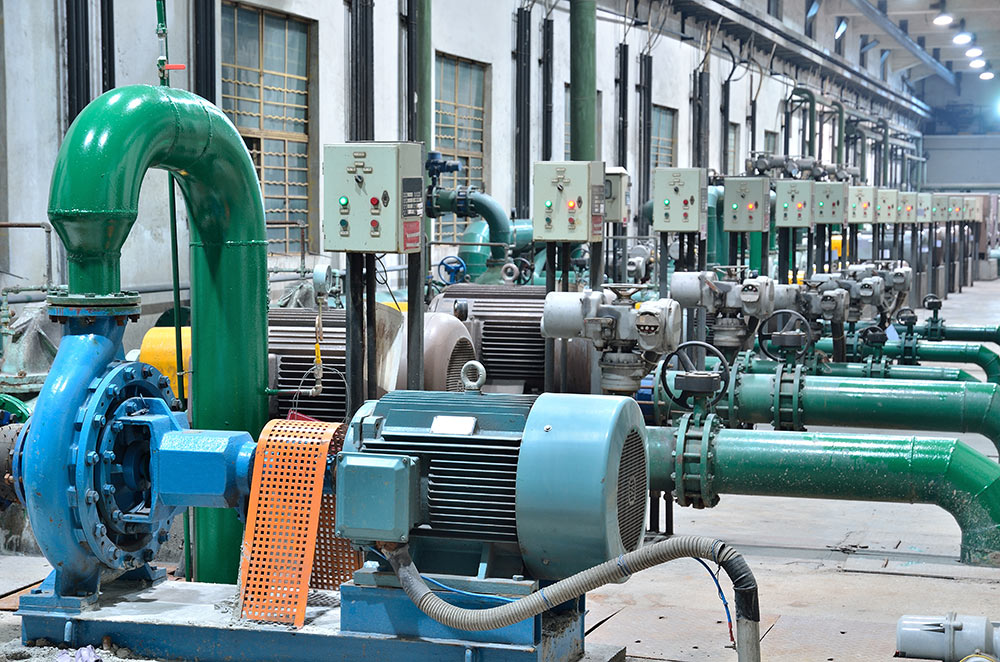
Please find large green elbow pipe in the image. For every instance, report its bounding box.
[815,337,1000,384]
[877,118,891,187]
[721,371,1000,455]
[790,87,817,157]
[647,426,1000,565]
[48,84,268,582]
[433,189,511,261]
[830,100,846,165]
[897,322,1000,345]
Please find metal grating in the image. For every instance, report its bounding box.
[474,300,546,381]
[446,337,477,391]
[310,425,364,590]
[617,428,648,552]
[237,419,337,627]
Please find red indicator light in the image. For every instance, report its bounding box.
[906,206,913,211]
[863,202,869,209]
[568,217,575,225]
[796,202,803,209]
[568,200,576,210]
[747,203,755,210]
[370,196,380,207]
[370,219,379,228]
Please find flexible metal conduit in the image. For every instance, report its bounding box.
[646,428,1000,565]
[433,189,512,261]
[47,84,268,582]
[385,536,761,662]
[814,337,1000,384]
[719,372,1000,455]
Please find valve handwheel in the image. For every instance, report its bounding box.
[756,309,815,361]
[437,255,468,285]
[922,293,942,311]
[659,341,730,410]
[895,307,918,327]
[857,325,888,347]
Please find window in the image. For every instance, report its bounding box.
[435,54,487,242]
[804,0,818,38]
[564,86,602,160]
[834,18,848,56]
[767,0,782,19]
[650,105,677,168]
[764,130,779,155]
[221,2,310,254]
[726,123,741,175]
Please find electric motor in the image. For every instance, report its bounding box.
[337,387,648,581]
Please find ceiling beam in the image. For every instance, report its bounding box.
[843,0,956,86]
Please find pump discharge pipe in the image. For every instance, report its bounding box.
[814,337,1000,384]
[646,422,1000,566]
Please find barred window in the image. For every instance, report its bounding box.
[221,2,310,254]
[727,123,741,175]
[651,105,677,168]
[435,54,486,243]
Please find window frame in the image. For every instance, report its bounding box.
[650,104,678,169]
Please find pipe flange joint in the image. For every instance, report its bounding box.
[454,186,472,218]
[771,364,805,431]
[47,291,142,324]
[68,361,177,570]
[673,412,721,509]
[10,422,28,507]
[901,335,919,365]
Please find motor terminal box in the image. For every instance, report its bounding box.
[723,177,770,233]
[898,192,917,224]
[877,189,899,224]
[604,167,631,225]
[814,182,848,225]
[650,167,708,236]
[948,195,965,222]
[774,180,814,229]
[848,186,876,224]
[918,193,933,224]
[532,161,605,242]
[931,194,950,223]
[322,142,424,254]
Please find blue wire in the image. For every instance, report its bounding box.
[366,547,515,604]
[694,558,734,638]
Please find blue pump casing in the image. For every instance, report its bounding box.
[339,390,648,581]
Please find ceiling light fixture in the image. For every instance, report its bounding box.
[971,58,987,69]
[967,46,984,58]
[980,71,995,80]
[932,1,954,27]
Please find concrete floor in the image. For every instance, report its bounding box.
[3,274,1000,661]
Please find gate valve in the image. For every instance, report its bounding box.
[757,309,815,363]
[922,293,943,313]
[857,326,888,361]
[659,341,731,413]
[896,307,918,332]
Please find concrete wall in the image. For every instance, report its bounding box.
[0,0,924,351]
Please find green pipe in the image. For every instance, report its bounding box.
[830,100,846,165]
[416,0,433,242]
[648,425,1000,565]
[860,134,869,184]
[790,87,817,157]
[48,84,268,582]
[721,371,1000,454]
[569,0,597,162]
[847,320,1000,345]
[741,356,978,382]
[512,218,533,254]
[878,118,891,187]
[433,189,511,261]
[640,199,653,228]
[815,337,1000,384]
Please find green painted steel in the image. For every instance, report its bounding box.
[896,322,1000,344]
[432,189,511,262]
[790,88,816,157]
[815,337,1000,383]
[877,118,890,186]
[711,431,1000,565]
[0,393,30,423]
[722,372,1000,454]
[648,426,1000,565]
[743,356,978,382]
[47,85,268,583]
[569,0,596,162]
[829,100,846,165]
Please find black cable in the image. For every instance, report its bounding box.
[374,254,402,311]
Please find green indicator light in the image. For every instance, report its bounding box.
[818,201,824,207]
[877,205,881,210]
[783,202,789,208]
[339,219,348,227]
[933,207,937,212]
[897,206,902,211]
[664,199,670,206]
[731,203,738,210]
[544,199,553,209]
[339,196,349,207]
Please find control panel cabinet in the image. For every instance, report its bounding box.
[651,167,708,235]
[814,182,848,225]
[723,177,770,233]
[877,189,899,224]
[323,142,424,253]
[918,193,934,224]
[931,194,950,223]
[775,180,814,229]
[532,161,606,242]
[848,186,876,224]
[604,167,631,225]
[899,192,917,224]
[949,195,965,222]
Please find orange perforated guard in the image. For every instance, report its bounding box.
[237,419,337,627]
[311,423,365,589]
